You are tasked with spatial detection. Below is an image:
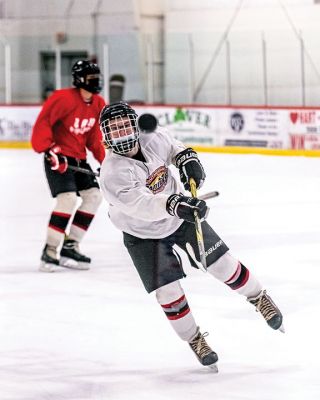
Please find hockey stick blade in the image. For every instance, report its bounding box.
[193,213,207,271]
[186,243,207,273]
[67,165,99,177]
[199,191,219,201]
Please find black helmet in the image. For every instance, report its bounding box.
[71,59,102,94]
[99,102,139,154]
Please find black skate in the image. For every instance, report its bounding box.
[39,244,59,273]
[188,327,218,371]
[59,239,91,270]
[248,290,284,333]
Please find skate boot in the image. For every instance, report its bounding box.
[248,289,284,332]
[188,327,218,371]
[39,244,59,272]
[59,239,91,270]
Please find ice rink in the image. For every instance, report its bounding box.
[1,149,320,400]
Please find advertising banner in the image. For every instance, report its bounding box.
[288,110,320,150]
[1,104,320,154]
[136,106,217,147]
[218,108,289,148]
[0,106,40,142]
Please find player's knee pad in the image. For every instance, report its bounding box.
[79,187,102,213]
[155,280,184,305]
[55,192,78,214]
[207,252,240,282]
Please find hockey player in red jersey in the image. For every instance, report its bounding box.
[31,59,106,272]
[98,102,284,370]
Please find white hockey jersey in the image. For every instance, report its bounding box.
[100,130,186,239]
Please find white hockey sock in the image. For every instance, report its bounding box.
[46,226,65,249]
[156,281,198,342]
[68,188,102,243]
[46,192,77,248]
[208,252,262,298]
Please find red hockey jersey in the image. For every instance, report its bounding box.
[31,88,106,163]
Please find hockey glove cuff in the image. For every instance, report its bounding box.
[166,194,209,223]
[45,145,68,174]
[175,148,206,192]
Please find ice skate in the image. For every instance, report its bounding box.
[248,289,284,333]
[59,239,91,270]
[39,244,59,272]
[188,327,219,371]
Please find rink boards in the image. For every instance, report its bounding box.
[1,104,320,156]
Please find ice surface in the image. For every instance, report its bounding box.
[1,149,320,400]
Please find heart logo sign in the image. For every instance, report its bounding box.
[290,112,298,124]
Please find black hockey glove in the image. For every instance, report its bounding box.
[45,145,68,174]
[166,194,209,223]
[175,148,206,192]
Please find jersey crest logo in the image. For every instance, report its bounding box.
[69,118,96,135]
[146,165,168,194]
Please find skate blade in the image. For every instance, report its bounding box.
[208,363,218,373]
[278,324,285,333]
[39,262,57,273]
[59,257,90,270]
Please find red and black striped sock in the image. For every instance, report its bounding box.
[160,295,190,321]
[225,262,249,290]
[71,210,94,232]
[49,211,71,234]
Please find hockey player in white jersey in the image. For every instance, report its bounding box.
[99,102,284,370]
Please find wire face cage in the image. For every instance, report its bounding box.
[101,113,139,154]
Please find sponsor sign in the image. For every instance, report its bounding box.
[1,105,320,151]
[230,112,245,133]
[136,106,217,146]
[0,106,40,141]
[218,108,288,148]
[288,110,320,150]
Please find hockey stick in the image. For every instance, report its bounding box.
[67,165,99,177]
[189,178,207,272]
[199,190,219,201]
[185,190,218,270]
